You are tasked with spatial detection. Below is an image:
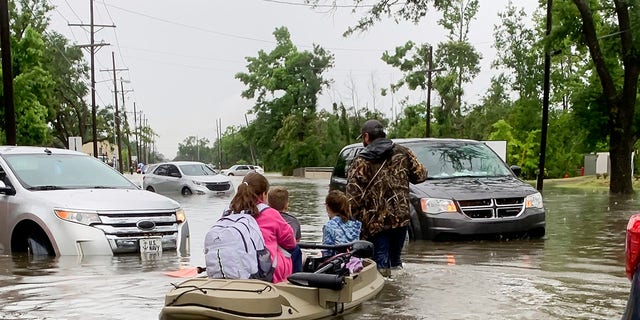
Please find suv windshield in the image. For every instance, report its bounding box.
[3,154,138,190]
[405,141,512,179]
[179,164,217,176]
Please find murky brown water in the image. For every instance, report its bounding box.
[0,176,636,319]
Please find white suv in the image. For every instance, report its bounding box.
[0,146,190,256]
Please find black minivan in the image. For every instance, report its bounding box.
[330,138,546,241]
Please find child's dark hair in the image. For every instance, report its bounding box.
[267,186,288,212]
[325,190,351,222]
[229,172,269,215]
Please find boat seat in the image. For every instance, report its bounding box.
[287,272,345,290]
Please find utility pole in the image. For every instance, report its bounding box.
[133,103,140,163]
[0,0,15,145]
[69,0,113,157]
[244,114,257,165]
[536,0,552,192]
[144,117,149,164]
[100,52,128,172]
[425,46,445,138]
[119,78,133,172]
[217,118,222,171]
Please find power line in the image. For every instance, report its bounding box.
[261,0,398,8]
[95,1,384,53]
[98,1,274,44]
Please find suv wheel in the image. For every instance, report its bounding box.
[146,186,155,192]
[27,232,54,257]
[181,187,192,196]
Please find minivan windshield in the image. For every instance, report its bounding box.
[405,141,512,179]
[4,154,138,190]
[179,164,217,176]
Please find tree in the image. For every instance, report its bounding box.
[554,0,640,194]
[235,26,334,172]
[43,32,91,148]
[0,0,54,145]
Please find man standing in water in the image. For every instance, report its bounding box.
[346,119,427,277]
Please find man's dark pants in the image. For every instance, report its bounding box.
[369,225,408,269]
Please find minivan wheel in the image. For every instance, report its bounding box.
[181,187,192,196]
[408,207,422,241]
[528,227,546,239]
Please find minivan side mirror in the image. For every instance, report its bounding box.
[0,180,16,195]
[510,165,522,177]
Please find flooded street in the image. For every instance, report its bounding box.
[0,175,637,319]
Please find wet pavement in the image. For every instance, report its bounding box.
[0,175,637,319]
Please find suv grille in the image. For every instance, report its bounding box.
[93,210,180,253]
[458,198,524,219]
[205,182,231,191]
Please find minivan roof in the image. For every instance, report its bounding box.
[340,137,482,150]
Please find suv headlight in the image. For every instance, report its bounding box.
[192,180,204,186]
[175,208,186,223]
[525,192,544,209]
[420,198,458,214]
[55,209,101,225]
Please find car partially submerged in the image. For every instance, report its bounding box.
[143,161,233,196]
[330,138,546,241]
[0,146,190,256]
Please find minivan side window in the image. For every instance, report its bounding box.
[333,147,362,179]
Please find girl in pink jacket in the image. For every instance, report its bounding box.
[229,172,297,283]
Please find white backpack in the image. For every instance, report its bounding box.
[204,205,275,281]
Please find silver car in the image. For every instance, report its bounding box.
[221,164,255,176]
[143,161,234,196]
[0,146,190,256]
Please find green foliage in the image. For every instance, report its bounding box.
[0,26,54,145]
[175,136,215,163]
[234,26,334,172]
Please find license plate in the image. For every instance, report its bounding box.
[140,237,162,254]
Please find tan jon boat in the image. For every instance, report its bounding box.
[160,242,384,320]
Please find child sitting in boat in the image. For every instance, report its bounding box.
[221,172,297,283]
[322,190,362,257]
[267,186,303,273]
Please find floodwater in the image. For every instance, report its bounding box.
[0,175,637,320]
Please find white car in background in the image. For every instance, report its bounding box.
[251,165,264,175]
[221,164,257,176]
[143,161,233,196]
[0,146,190,256]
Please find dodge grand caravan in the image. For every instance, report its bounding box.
[330,138,546,240]
[0,146,190,256]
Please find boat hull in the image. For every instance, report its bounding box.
[160,258,385,320]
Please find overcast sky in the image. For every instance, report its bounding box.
[47,0,539,160]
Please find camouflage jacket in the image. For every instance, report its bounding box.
[346,139,427,239]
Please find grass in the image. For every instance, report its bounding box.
[529,175,640,189]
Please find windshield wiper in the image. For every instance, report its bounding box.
[91,186,118,189]
[27,185,69,190]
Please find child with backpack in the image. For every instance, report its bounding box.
[267,186,303,273]
[322,190,362,257]
[204,172,297,283]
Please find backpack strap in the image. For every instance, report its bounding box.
[257,203,270,212]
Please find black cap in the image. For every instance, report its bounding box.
[357,119,385,139]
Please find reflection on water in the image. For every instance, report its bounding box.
[0,179,637,319]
